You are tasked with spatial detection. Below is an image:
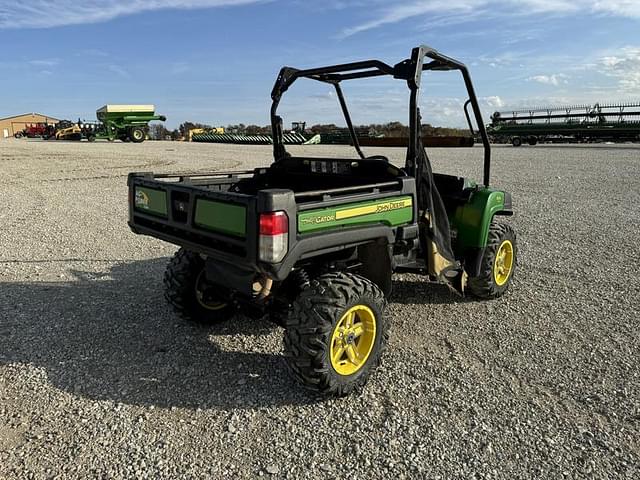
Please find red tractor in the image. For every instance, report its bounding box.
[14,123,52,139]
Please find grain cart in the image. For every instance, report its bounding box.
[128,46,517,396]
[95,105,166,142]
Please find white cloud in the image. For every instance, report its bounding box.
[339,1,640,37]
[598,47,640,92]
[0,0,265,29]
[483,96,504,108]
[592,0,640,17]
[309,91,336,101]
[28,58,60,67]
[339,0,480,37]
[528,74,569,86]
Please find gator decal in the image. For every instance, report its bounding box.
[194,199,246,237]
[298,196,413,233]
[134,187,167,217]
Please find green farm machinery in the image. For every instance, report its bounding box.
[90,105,166,142]
[488,102,640,146]
[128,45,518,396]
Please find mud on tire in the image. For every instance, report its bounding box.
[284,272,389,396]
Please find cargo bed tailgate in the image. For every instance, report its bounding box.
[128,172,258,262]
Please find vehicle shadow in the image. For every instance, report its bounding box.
[390,278,473,305]
[0,258,321,410]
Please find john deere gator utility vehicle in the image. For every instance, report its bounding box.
[128,46,517,396]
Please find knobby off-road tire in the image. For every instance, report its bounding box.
[284,272,389,396]
[468,221,517,299]
[163,248,236,324]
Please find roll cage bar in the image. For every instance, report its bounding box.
[270,45,492,187]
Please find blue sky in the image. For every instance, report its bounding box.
[1,0,639,128]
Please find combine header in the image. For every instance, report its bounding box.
[488,101,640,146]
[191,130,313,145]
[191,122,319,145]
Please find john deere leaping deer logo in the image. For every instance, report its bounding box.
[135,189,150,209]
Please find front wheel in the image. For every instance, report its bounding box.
[468,222,517,299]
[163,248,236,324]
[284,272,388,396]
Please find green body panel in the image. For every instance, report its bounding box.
[194,199,247,237]
[298,196,413,234]
[134,187,167,217]
[451,188,506,249]
[102,115,165,127]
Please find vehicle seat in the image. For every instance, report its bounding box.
[433,173,474,213]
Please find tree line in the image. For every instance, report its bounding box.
[148,121,467,140]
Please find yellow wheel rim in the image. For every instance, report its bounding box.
[493,239,514,286]
[195,271,227,311]
[330,305,377,376]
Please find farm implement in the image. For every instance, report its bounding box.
[488,101,640,146]
[51,105,166,142]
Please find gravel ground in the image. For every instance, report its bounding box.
[1,139,639,479]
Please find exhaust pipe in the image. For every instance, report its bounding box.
[252,276,273,300]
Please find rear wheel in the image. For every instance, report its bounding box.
[284,272,388,396]
[528,136,538,146]
[163,248,236,324]
[129,127,145,143]
[468,222,517,299]
[511,137,522,147]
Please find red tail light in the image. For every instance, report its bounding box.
[259,211,289,263]
[259,211,288,235]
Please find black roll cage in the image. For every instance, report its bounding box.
[270,45,492,187]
